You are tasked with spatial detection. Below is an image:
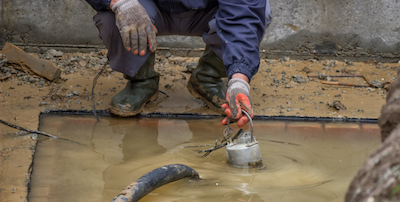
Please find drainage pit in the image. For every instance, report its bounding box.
[28,114,380,202]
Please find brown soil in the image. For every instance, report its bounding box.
[0,49,399,201]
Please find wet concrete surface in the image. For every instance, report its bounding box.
[0,50,399,201]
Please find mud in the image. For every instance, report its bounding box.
[0,49,399,201]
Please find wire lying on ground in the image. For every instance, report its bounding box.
[0,118,59,139]
[92,60,109,121]
[0,118,85,145]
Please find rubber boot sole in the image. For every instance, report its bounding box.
[187,82,226,115]
[109,91,159,117]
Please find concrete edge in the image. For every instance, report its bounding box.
[8,43,400,63]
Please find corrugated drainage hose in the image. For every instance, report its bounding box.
[111,164,200,202]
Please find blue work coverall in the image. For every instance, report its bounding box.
[85,0,272,80]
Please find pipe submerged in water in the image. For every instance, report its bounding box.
[111,164,200,202]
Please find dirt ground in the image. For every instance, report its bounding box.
[0,48,399,201]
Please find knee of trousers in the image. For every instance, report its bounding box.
[93,11,119,48]
[93,11,151,77]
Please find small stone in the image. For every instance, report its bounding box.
[29,77,37,83]
[40,102,47,106]
[293,75,307,83]
[280,56,290,63]
[185,62,197,73]
[78,60,87,67]
[318,73,327,80]
[280,110,284,113]
[9,86,15,89]
[369,80,383,88]
[265,68,272,73]
[366,88,376,92]
[332,100,346,110]
[346,60,354,66]
[281,70,286,75]
[328,61,336,68]
[265,59,274,64]
[39,78,46,85]
[302,67,311,74]
[72,91,79,96]
[358,109,364,112]
[17,72,26,77]
[273,78,281,84]
[30,134,38,140]
[165,52,172,58]
[47,49,63,57]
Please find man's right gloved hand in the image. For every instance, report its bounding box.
[221,78,254,127]
[111,0,157,56]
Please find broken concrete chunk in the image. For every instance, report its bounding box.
[0,42,61,81]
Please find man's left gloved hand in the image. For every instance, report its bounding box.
[221,78,254,127]
[111,0,157,56]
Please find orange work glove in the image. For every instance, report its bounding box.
[112,0,157,56]
[221,78,254,127]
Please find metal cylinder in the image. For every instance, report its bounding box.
[226,132,263,168]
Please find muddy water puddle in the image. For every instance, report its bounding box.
[28,115,380,202]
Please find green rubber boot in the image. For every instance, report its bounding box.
[110,53,159,117]
[187,46,227,114]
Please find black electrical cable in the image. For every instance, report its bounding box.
[0,118,85,145]
[92,60,109,121]
[111,164,199,202]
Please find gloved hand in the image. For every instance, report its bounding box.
[112,0,157,56]
[221,78,254,127]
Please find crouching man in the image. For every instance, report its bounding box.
[85,0,272,127]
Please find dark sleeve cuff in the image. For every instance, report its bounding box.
[86,0,112,11]
[102,0,112,10]
[227,62,255,81]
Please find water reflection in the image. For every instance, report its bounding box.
[29,115,380,202]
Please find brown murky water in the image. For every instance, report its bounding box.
[28,115,380,202]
